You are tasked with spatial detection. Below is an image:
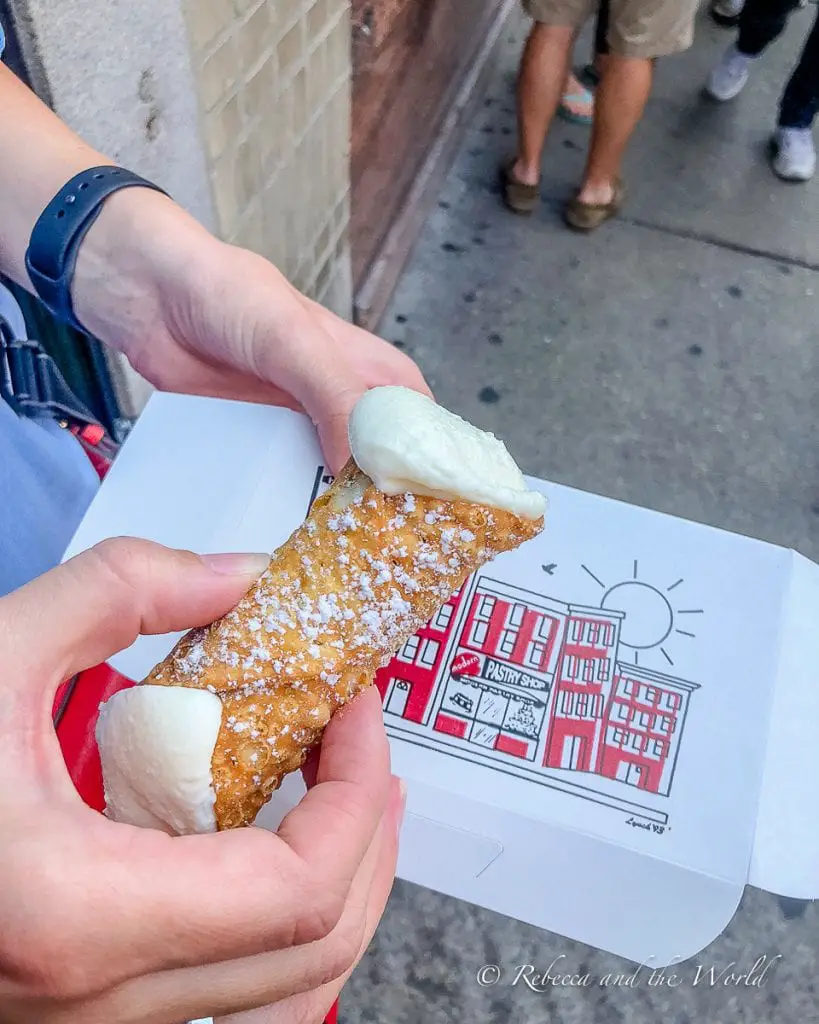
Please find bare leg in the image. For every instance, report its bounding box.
[577,54,653,204]
[513,22,576,186]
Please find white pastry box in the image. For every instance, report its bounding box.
[64,392,819,967]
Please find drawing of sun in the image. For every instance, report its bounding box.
[581,560,703,666]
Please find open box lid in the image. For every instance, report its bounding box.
[64,393,819,966]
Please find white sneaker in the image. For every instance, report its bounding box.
[771,127,816,182]
[706,45,752,102]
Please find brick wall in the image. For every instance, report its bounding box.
[182,0,353,316]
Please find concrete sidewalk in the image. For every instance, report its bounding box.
[343,5,819,1023]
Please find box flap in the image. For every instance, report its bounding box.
[254,771,742,968]
[750,551,819,899]
[403,780,743,968]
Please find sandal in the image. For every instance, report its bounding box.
[501,160,540,215]
[558,85,594,126]
[564,179,625,231]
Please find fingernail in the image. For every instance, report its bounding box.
[200,552,270,576]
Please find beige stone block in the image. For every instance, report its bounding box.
[271,160,296,260]
[324,101,340,183]
[334,189,351,236]
[312,251,333,302]
[183,0,236,54]
[200,38,240,111]
[243,55,277,125]
[211,151,242,237]
[236,138,263,212]
[312,105,327,186]
[205,93,242,162]
[333,231,348,269]
[236,2,273,75]
[270,0,305,38]
[235,197,266,253]
[320,248,353,319]
[306,133,328,243]
[306,36,329,116]
[289,144,311,263]
[285,208,301,282]
[324,127,345,200]
[313,221,332,269]
[323,80,349,169]
[259,85,289,176]
[259,180,290,270]
[303,139,325,244]
[306,0,333,44]
[324,11,350,86]
[290,256,311,296]
[277,17,305,78]
[290,67,309,142]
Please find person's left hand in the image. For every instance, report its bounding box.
[73,189,431,472]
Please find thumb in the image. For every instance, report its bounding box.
[0,538,270,685]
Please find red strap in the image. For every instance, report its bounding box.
[68,423,115,482]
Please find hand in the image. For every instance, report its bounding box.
[0,538,403,1024]
[72,190,431,472]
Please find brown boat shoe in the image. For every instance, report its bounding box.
[564,178,626,232]
[501,160,540,215]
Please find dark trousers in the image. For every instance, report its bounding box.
[738,0,819,128]
[596,0,611,55]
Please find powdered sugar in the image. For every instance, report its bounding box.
[158,469,528,786]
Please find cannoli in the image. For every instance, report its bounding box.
[96,386,546,834]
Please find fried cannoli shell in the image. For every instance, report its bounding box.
[139,459,542,830]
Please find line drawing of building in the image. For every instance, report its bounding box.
[376,574,699,800]
[376,588,466,724]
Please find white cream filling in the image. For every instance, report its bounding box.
[348,386,546,520]
[96,685,223,835]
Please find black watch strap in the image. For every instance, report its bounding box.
[25,165,169,335]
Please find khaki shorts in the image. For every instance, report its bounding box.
[523,0,700,58]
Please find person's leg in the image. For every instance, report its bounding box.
[513,21,577,186]
[778,5,819,128]
[772,6,819,179]
[580,0,611,88]
[566,0,699,228]
[737,0,799,54]
[707,0,800,102]
[576,55,652,204]
[595,0,611,72]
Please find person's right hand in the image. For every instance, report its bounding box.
[0,538,404,1024]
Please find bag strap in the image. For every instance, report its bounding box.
[0,313,99,427]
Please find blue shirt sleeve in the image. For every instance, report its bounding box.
[0,22,5,58]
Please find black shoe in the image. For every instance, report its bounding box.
[578,64,601,90]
